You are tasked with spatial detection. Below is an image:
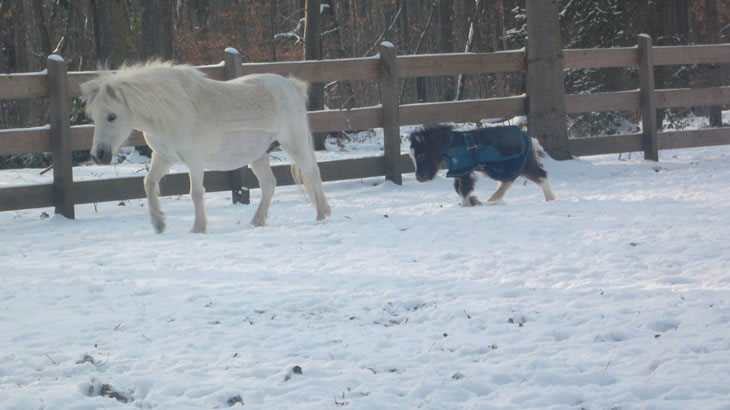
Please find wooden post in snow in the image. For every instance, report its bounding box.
[526,0,571,160]
[224,47,251,204]
[638,34,659,161]
[48,54,75,219]
[379,42,402,185]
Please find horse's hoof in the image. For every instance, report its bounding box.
[152,220,165,234]
[190,220,207,233]
[316,206,331,220]
[250,217,266,227]
[461,197,483,207]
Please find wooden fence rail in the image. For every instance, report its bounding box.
[1,35,729,216]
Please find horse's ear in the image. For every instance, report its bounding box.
[80,79,101,103]
[101,83,130,108]
[104,84,118,100]
[106,82,131,111]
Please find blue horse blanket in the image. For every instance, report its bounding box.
[442,126,532,181]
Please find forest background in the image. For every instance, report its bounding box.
[1,0,728,167]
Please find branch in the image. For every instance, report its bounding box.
[274,17,305,45]
[412,2,437,56]
[362,5,403,57]
[321,26,340,37]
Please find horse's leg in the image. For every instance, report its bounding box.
[522,148,557,202]
[249,154,276,227]
[144,152,173,233]
[536,177,556,201]
[187,162,208,233]
[454,173,482,207]
[293,157,330,220]
[486,179,514,204]
[284,132,331,221]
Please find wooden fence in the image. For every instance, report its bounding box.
[1,36,729,218]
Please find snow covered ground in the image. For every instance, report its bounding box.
[2,123,730,409]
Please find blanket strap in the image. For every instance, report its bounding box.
[463,134,479,168]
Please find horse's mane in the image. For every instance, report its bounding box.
[83,60,208,131]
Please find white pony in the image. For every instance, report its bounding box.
[81,61,331,233]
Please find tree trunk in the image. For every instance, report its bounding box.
[437,0,455,100]
[414,2,437,103]
[269,1,278,61]
[141,0,174,60]
[399,0,410,50]
[31,0,52,56]
[455,0,476,101]
[454,21,474,101]
[137,0,174,157]
[91,0,129,68]
[304,0,326,150]
[654,0,689,130]
[327,0,355,109]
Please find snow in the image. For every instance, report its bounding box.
[0,124,51,134]
[224,48,240,55]
[48,54,65,63]
[2,122,730,409]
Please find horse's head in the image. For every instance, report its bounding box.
[81,76,133,164]
[408,127,447,183]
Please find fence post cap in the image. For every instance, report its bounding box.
[48,54,65,63]
[224,47,240,55]
[380,41,395,49]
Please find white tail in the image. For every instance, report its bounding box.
[288,77,309,105]
[291,163,316,206]
[532,138,548,158]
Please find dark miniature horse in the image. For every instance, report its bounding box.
[407,125,556,206]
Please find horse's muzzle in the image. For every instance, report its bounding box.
[416,173,432,183]
[92,145,113,165]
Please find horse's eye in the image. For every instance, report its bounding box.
[107,113,117,122]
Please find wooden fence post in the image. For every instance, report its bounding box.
[379,42,402,185]
[638,34,659,161]
[224,47,251,204]
[48,55,75,219]
[526,0,571,160]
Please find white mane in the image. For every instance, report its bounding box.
[83,61,207,133]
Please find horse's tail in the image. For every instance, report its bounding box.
[531,137,548,158]
[290,127,319,208]
[291,163,317,207]
[288,76,310,105]
[288,76,317,207]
